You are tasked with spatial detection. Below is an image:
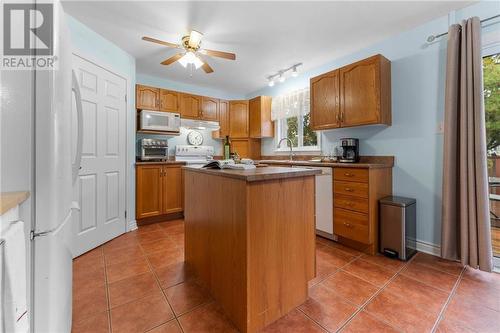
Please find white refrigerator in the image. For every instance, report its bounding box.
[31,1,83,332]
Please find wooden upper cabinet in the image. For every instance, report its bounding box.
[179,93,202,119]
[230,138,261,160]
[309,54,391,130]
[310,70,340,130]
[213,100,229,139]
[136,85,159,110]
[136,164,163,219]
[249,96,274,138]
[340,54,391,127]
[159,89,179,112]
[201,96,219,121]
[229,100,249,138]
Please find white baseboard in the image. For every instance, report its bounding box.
[415,240,441,257]
[127,219,137,232]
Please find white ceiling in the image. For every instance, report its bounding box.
[63,1,473,96]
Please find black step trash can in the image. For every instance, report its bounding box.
[379,196,416,261]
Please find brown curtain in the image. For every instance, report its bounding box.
[441,17,493,272]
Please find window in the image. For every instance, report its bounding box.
[483,50,500,269]
[275,113,320,152]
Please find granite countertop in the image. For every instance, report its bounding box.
[259,156,394,169]
[0,191,30,216]
[183,166,321,182]
[135,160,186,166]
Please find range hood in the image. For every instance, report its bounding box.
[180,118,220,131]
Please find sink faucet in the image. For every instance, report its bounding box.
[277,138,294,161]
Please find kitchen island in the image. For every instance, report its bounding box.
[183,166,320,333]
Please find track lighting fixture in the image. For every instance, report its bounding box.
[266,63,302,87]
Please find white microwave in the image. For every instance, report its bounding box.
[139,110,181,132]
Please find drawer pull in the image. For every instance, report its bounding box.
[346,202,354,206]
[344,173,353,177]
[344,187,353,192]
[343,222,353,228]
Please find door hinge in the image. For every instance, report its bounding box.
[125,94,127,102]
[30,229,52,240]
[125,210,127,219]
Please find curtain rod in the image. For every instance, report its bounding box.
[426,13,500,42]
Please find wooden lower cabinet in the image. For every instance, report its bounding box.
[333,167,392,254]
[136,164,183,220]
[136,164,163,219]
[230,138,261,159]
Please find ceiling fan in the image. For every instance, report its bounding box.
[142,30,236,74]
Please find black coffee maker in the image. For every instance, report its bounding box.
[339,138,359,163]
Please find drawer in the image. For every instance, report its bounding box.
[334,220,369,244]
[334,181,369,198]
[334,193,369,214]
[334,168,368,183]
[334,207,369,226]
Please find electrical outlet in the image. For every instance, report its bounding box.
[437,121,444,134]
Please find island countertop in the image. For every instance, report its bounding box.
[182,165,320,182]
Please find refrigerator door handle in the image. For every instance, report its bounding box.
[71,69,84,182]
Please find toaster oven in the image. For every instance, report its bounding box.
[139,138,169,161]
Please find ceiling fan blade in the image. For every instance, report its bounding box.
[188,30,203,48]
[161,53,184,65]
[142,36,181,49]
[200,49,236,60]
[201,61,214,74]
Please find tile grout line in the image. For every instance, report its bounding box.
[334,253,418,333]
[430,265,466,333]
[101,247,113,333]
[145,250,181,331]
[299,250,411,333]
[309,245,363,288]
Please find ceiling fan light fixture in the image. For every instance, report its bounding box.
[291,66,298,77]
[188,30,204,48]
[279,74,285,83]
[179,52,203,69]
[268,78,275,87]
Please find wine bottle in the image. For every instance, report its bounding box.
[224,136,231,160]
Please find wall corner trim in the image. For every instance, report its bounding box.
[127,219,138,232]
[415,239,441,257]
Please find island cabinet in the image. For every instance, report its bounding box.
[333,167,392,254]
[249,96,274,138]
[184,166,317,333]
[229,100,249,138]
[310,54,391,130]
[136,164,183,221]
[136,85,160,110]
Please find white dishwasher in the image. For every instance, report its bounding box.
[292,165,334,239]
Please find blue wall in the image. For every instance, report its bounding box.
[66,14,138,229]
[250,1,500,247]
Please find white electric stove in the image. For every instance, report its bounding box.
[175,145,215,167]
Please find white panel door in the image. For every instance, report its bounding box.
[72,54,127,257]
